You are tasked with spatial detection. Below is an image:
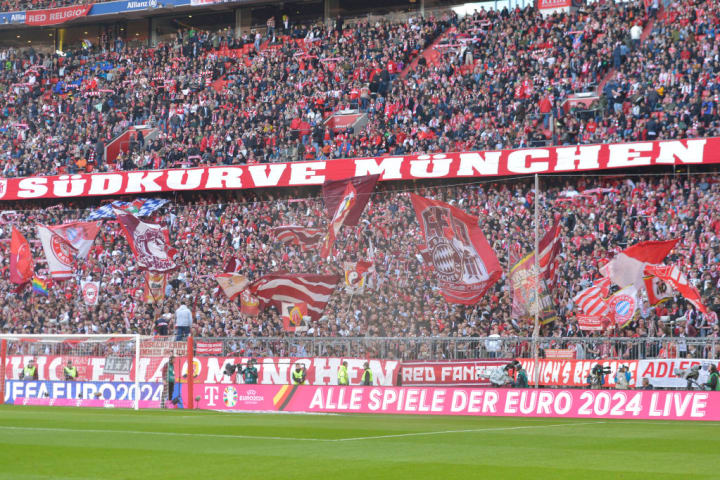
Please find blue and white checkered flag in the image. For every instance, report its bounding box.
[86,198,169,220]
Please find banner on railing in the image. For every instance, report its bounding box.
[636,359,720,389]
[188,384,720,420]
[0,138,715,200]
[25,4,93,25]
[520,358,639,388]
[400,360,510,386]
[2,355,399,386]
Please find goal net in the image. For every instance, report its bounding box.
[0,334,189,410]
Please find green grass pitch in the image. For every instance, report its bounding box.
[0,405,717,479]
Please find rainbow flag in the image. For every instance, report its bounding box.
[31,277,49,296]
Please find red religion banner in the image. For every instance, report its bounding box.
[25,5,93,26]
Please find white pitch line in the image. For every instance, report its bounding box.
[0,425,332,442]
[0,421,608,443]
[335,421,607,442]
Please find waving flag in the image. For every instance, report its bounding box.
[272,226,324,251]
[538,218,562,290]
[86,198,169,220]
[344,260,373,294]
[608,285,639,328]
[249,274,340,321]
[644,264,708,314]
[115,209,177,272]
[48,221,100,259]
[240,290,260,316]
[321,183,356,257]
[81,281,100,305]
[36,226,75,279]
[322,174,378,226]
[31,276,49,296]
[601,239,678,288]
[282,302,309,332]
[10,226,33,285]
[573,277,611,316]
[410,194,501,304]
[643,275,673,306]
[215,273,249,300]
[144,272,166,304]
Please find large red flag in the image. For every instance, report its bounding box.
[322,174,378,226]
[114,209,177,272]
[410,194,501,304]
[538,217,562,290]
[321,182,356,258]
[601,239,679,287]
[10,226,33,285]
[249,274,340,321]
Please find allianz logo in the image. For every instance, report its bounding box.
[10,13,26,21]
[127,0,157,9]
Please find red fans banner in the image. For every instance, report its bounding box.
[577,314,604,331]
[115,210,177,272]
[25,4,93,26]
[410,194,501,304]
[271,226,324,251]
[250,274,341,320]
[0,138,716,200]
[10,226,33,285]
[322,174,379,226]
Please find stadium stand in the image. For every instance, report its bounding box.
[0,1,718,353]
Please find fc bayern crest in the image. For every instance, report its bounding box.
[51,235,74,265]
[609,291,636,325]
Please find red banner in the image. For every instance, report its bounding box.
[400,360,511,386]
[0,138,715,201]
[537,0,572,9]
[3,355,399,386]
[521,358,638,387]
[25,4,92,26]
[195,342,223,355]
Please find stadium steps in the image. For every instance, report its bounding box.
[400,27,455,78]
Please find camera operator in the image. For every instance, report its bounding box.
[674,365,701,389]
[587,364,610,389]
[240,359,259,384]
[487,363,515,387]
[512,361,528,388]
[614,365,631,390]
[705,365,719,391]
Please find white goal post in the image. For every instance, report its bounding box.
[0,334,189,411]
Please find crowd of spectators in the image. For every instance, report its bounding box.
[0,0,91,13]
[0,172,719,360]
[0,0,718,179]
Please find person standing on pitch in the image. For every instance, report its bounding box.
[166,354,176,404]
[338,361,349,386]
[361,362,373,386]
[64,360,78,381]
[291,362,307,385]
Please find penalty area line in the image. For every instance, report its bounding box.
[335,421,608,442]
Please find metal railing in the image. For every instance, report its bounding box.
[192,336,720,361]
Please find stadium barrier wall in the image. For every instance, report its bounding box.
[187,384,720,421]
[17,398,159,408]
[520,358,720,388]
[0,137,716,200]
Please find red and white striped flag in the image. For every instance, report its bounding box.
[601,239,678,288]
[321,183,356,258]
[574,277,611,316]
[643,264,708,314]
[249,274,341,320]
[272,226,324,251]
[538,218,562,290]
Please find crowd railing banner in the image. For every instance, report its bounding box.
[0,138,715,201]
[188,384,720,420]
[400,360,510,386]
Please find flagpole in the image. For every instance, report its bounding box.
[532,174,540,389]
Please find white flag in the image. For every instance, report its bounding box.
[81,281,100,306]
[37,226,74,279]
